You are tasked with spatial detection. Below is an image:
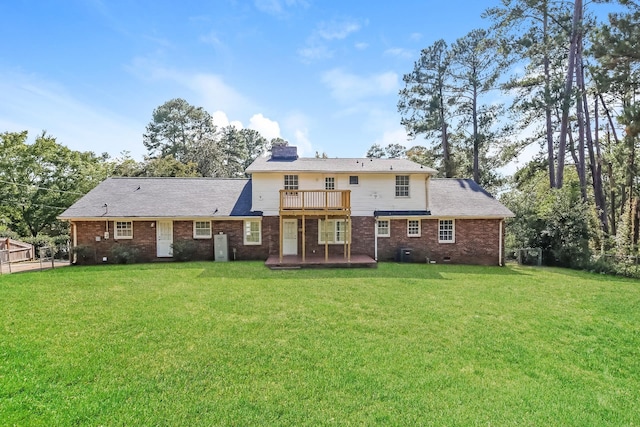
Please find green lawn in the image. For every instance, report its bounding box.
[1,262,639,426]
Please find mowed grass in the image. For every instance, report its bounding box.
[1,262,639,426]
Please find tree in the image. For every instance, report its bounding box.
[366,143,385,158]
[0,131,107,237]
[398,39,454,176]
[486,0,573,188]
[449,28,508,183]
[143,98,217,162]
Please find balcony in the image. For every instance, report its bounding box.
[279,189,351,215]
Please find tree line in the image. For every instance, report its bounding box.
[0,99,281,239]
[366,0,640,269]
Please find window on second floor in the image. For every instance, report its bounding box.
[396,175,410,197]
[325,177,335,190]
[284,174,298,190]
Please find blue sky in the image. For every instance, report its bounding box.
[1,1,510,161]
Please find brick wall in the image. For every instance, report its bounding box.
[376,218,503,265]
[73,217,504,266]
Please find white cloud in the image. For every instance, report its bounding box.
[354,42,369,50]
[321,68,398,103]
[410,32,423,42]
[298,18,364,63]
[127,57,254,116]
[384,48,414,59]
[254,0,309,17]
[297,45,333,62]
[316,19,362,40]
[0,70,143,159]
[373,126,411,148]
[249,113,281,140]
[293,128,312,156]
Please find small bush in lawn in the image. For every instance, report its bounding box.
[110,245,139,264]
[171,240,197,262]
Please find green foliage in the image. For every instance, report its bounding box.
[2,263,639,425]
[504,170,591,268]
[72,245,95,263]
[109,244,139,264]
[0,131,108,237]
[170,240,198,262]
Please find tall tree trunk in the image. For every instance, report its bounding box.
[575,37,587,202]
[543,3,556,188]
[588,94,609,235]
[472,79,479,183]
[556,0,583,189]
[439,83,451,177]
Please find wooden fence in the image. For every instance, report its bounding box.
[0,238,34,263]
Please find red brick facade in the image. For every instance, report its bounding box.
[72,216,504,266]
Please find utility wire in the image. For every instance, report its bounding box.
[0,179,86,196]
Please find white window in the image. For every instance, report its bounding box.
[377,220,390,237]
[193,221,211,239]
[407,219,421,237]
[318,219,347,244]
[349,175,359,185]
[396,175,410,197]
[439,219,455,243]
[284,175,298,190]
[325,177,335,190]
[115,221,133,239]
[244,220,262,245]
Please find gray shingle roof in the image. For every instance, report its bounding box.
[246,156,437,174]
[59,177,259,219]
[429,179,514,218]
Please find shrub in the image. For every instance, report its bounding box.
[72,245,95,263]
[171,240,197,262]
[110,245,139,264]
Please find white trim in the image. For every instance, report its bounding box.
[407,219,421,237]
[376,219,390,237]
[193,220,212,239]
[243,219,262,245]
[318,219,347,244]
[114,220,133,239]
[438,219,455,243]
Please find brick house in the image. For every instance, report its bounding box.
[59,146,513,266]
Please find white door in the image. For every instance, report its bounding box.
[156,221,173,257]
[282,219,298,255]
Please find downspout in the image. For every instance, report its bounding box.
[72,221,77,264]
[499,219,504,266]
[374,217,378,261]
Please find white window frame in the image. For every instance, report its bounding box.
[349,175,359,185]
[114,220,133,239]
[193,221,212,239]
[396,175,410,197]
[325,176,335,190]
[284,174,299,190]
[244,219,262,245]
[439,219,455,243]
[377,219,390,237]
[318,219,347,244]
[407,219,421,237]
